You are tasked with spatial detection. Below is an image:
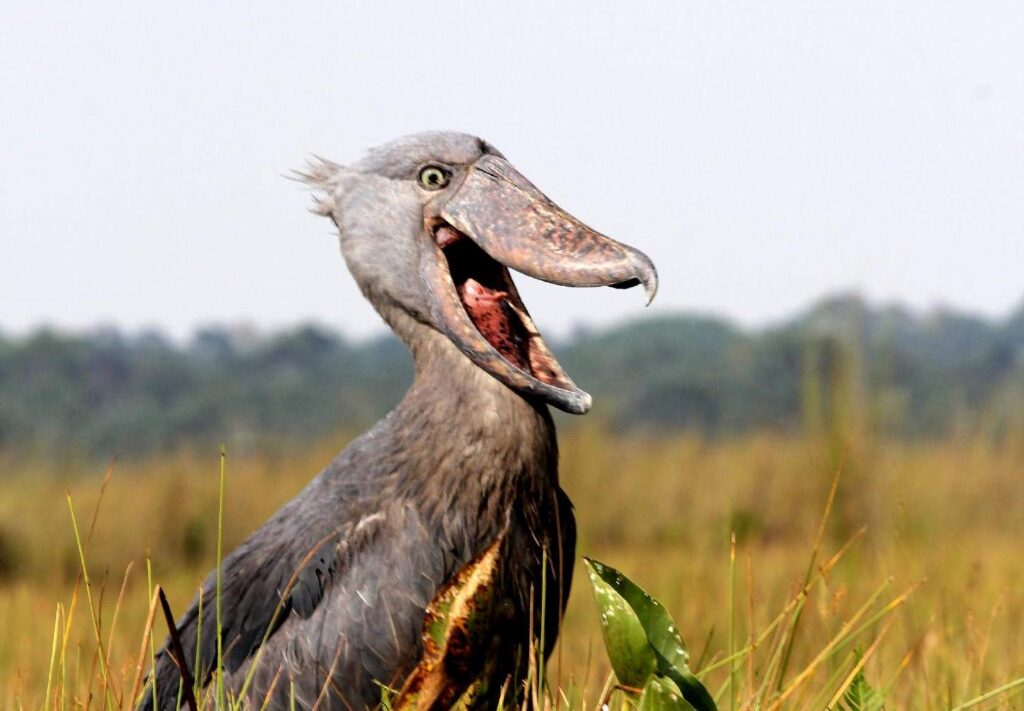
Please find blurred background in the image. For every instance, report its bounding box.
[2,2,1023,708]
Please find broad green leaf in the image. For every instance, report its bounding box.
[637,675,698,711]
[584,559,658,687]
[584,558,717,711]
[393,535,503,711]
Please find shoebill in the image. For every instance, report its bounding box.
[141,131,657,710]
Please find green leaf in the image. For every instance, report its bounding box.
[584,559,658,687]
[841,667,885,711]
[637,676,698,711]
[584,558,717,711]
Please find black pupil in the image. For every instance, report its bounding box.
[424,169,442,186]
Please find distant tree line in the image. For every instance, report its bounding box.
[1,293,1022,460]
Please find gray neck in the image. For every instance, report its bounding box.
[381,307,558,522]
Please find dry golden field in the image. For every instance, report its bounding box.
[2,426,1023,709]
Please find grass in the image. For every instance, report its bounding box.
[1,425,1024,708]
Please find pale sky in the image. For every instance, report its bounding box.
[2,1,1022,339]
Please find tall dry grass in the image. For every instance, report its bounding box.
[2,426,1023,708]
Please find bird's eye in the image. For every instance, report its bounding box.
[417,165,449,190]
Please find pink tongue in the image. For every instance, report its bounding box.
[458,278,528,370]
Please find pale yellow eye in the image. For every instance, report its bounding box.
[417,165,449,190]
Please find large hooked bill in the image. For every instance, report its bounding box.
[421,153,659,415]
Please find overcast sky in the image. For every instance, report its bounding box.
[2,1,1022,339]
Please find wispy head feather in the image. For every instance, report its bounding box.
[293,155,347,216]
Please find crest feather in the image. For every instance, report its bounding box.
[293,155,347,216]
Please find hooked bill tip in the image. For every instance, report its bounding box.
[643,275,658,306]
[637,258,659,306]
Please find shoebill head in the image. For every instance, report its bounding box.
[302,131,657,415]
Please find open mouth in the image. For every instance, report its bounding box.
[434,224,575,392]
[419,153,656,414]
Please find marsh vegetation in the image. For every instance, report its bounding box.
[2,426,1023,708]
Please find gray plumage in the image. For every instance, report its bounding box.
[142,133,579,710]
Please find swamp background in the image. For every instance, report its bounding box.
[2,296,1024,707]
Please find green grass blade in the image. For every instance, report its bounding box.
[44,605,61,709]
[216,446,227,709]
[952,676,1024,710]
[65,493,115,711]
[728,532,736,711]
